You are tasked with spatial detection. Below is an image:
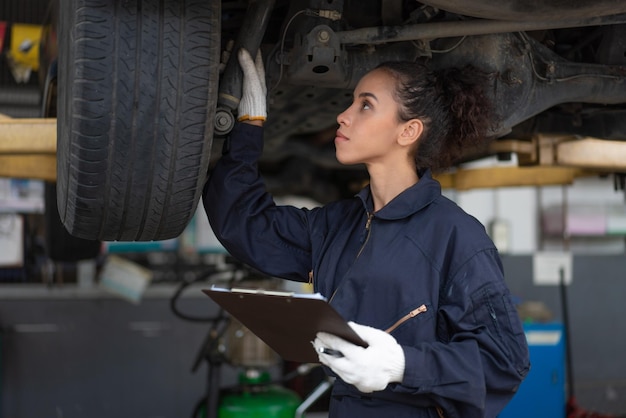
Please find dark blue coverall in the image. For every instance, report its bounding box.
[204,123,530,418]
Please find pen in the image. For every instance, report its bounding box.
[317,346,344,358]
[310,340,345,358]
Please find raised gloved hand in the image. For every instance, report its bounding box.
[313,321,405,393]
[237,48,267,122]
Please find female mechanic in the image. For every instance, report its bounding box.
[203,49,530,418]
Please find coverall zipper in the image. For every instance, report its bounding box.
[329,211,374,303]
[356,211,374,259]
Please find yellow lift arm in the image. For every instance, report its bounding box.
[2,115,626,189]
[0,115,56,182]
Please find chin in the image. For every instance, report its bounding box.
[336,157,361,167]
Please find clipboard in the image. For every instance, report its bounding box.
[203,286,368,363]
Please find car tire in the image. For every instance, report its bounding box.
[45,182,102,261]
[57,0,220,241]
[40,64,102,261]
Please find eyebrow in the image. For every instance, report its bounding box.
[357,92,379,102]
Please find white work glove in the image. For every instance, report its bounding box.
[314,321,405,393]
[237,48,267,122]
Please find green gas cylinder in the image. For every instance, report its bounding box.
[218,370,301,418]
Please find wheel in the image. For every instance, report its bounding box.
[57,0,220,241]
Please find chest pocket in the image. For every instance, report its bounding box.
[384,302,434,343]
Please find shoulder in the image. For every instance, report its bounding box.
[432,195,490,236]
[308,197,362,227]
[408,193,497,275]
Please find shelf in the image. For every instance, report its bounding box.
[542,204,626,237]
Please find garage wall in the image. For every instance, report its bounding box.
[452,174,626,254]
[502,254,626,414]
[1,255,625,417]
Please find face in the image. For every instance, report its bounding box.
[335,69,412,167]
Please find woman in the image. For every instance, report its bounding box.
[204,49,530,418]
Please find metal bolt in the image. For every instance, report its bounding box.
[317,30,330,43]
[214,108,235,135]
[502,69,522,85]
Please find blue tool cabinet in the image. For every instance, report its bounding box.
[499,322,565,418]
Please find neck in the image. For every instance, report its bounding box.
[367,164,419,212]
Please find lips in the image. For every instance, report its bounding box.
[335,131,348,142]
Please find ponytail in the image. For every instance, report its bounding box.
[375,61,495,172]
[434,66,495,168]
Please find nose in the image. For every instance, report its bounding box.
[337,107,349,126]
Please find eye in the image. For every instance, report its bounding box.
[360,100,372,110]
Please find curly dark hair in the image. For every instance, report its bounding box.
[375,61,495,172]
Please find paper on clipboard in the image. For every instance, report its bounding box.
[203,286,368,363]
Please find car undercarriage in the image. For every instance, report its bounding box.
[215,0,626,202]
[23,0,626,240]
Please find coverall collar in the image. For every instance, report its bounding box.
[356,169,441,220]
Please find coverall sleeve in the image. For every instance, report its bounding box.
[391,249,530,418]
[203,123,313,281]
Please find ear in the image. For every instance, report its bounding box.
[398,119,423,146]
